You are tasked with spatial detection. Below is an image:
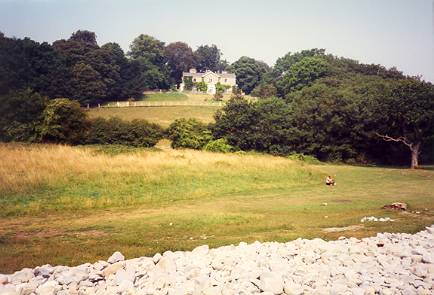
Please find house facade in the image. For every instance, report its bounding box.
[180,69,236,94]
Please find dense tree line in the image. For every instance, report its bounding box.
[213,75,434,168]
[0,30,230,105]
[1,30,433,168]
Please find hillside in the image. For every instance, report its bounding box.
[1,142,433,273]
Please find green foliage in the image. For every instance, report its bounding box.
[194,45,221,72]
[277,56,330,96]
[194,81,208,93]
[214,98,294,155]
[128,34,166,66]
[165,42,195,85]
[251,83,277,98]
[213,82,230,101]
[231,86,244,99]
[39,98,89,144]
[86,117,163,147]
[230,56,270,94]
[0,89,47,142]
[215,82,230,92]
[167,118,212,149]
[183,76,194,91]
[71,63,107,105]
[69,30,98,46]
[287,153,321,164]
[203,138,234,153]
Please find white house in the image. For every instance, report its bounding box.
[180,69,237,94]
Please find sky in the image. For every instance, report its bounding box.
[1,0,433,82]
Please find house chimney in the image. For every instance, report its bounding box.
[189,68,197,74]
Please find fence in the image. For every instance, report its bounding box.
[101,101,225,108]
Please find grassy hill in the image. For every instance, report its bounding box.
[1,142,433,272]
[87,92,256,127]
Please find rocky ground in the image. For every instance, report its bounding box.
[1,226,433,295]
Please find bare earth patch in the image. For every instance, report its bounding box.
[322,224,364,233]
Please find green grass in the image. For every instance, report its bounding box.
[1,143,433,273]
[87,92,257,127]
[142,92,189,102]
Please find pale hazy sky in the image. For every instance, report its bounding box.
[1,0,433,82]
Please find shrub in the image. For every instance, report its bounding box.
[288,153,321,164]
[183,76,193,91]
[86,117,163,147]
[0,89,47,142]
[167,118,212,149]
[194,81,207,92]
[39,98,89,144]
[214,82,230,101]
[204,138,234,153]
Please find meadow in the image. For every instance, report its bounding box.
[87,92,255,126]
[1,142,433,273]
[88,106,220,127]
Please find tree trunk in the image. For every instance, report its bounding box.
[410,142,420,169]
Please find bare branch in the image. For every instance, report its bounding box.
[375,132,412,148]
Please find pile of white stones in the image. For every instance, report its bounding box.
[360,216,394,222]
[1,225,433,295]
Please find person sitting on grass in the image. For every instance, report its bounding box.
[325,175,336,186]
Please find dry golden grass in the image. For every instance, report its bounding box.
[0,143,305,196]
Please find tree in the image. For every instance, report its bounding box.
[165,42,195,85]
[167,118,212,149]
[183,76,193,91]
[278,56,330,97]
[367,78,434,168]
[69,30,98,47]
[128,34,169,90]
[39,98,89,144]
[213,98,295,154]
[71,63,107,105]
[214,82,229,101]
[272,49,326,97]
[0,89,47,142]
[129,34,166,66]
[230,57,270,94]
[251,83,277,98]
[286,82,366,161]
[194,81,207,92]
[119,60,146,98]
[86,117,163,147]
[194,45,221,72]
[88,43,124,100]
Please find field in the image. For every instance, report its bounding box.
[1,142,434,273]
[87,92,255,126]
[88,106,220,127]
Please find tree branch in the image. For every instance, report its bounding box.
[375,132,412,148]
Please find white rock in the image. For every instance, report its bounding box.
[152,253,162,264]
[10,268,34,283]
[192,245,209,256]
[202,286,222,295]
[260,272,283,294]
[0,274,8,284]
[107,251,125,264]
[35,280,59,295]
[283,281,303,295]
[0,285,19,295]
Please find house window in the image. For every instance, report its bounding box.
[193,78,196,82]
[209,78,212,82]
[224,79,227,83]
